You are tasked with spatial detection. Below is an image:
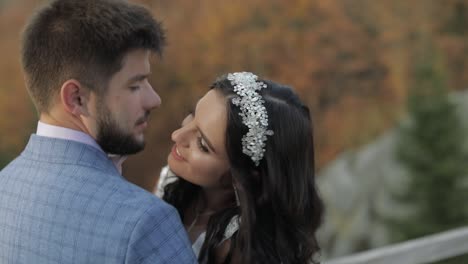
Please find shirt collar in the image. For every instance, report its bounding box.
[37,121,103,152]
[36,121,127,173]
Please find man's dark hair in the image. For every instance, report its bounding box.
[21,0,166,113]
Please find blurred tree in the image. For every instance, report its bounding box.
[392,43,468,263]
[442,0,468,36]
[2,0,468,191]
[437,0,468,95]
[0,1,38,170]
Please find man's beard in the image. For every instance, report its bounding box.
[95,104,147,155]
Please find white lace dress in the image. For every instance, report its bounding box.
[155,166,240,259]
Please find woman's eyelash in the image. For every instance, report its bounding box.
[197,137,209,153]
[184,107,208,153]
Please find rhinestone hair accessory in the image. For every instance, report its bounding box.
[228,72,274,166]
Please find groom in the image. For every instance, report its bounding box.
[0,0,196,263]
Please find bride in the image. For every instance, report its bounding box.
[156,72,323,263]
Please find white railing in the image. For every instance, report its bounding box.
[323,227,468,264]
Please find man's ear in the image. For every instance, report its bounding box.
[60,79,91,116]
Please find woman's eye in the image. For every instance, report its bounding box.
[129,86,140,91]
[197,136,209,153]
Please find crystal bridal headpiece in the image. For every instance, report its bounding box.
[227,72,274,166]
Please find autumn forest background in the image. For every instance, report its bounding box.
[1,0,468,260]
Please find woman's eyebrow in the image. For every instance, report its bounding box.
[193,102,217,153]
[197,127,217,154]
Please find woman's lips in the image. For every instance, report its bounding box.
[171,145,185,161]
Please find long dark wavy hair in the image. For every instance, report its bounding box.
[163,74,324,264]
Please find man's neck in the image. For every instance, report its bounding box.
[40,112,91,136]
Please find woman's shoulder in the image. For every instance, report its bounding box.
[223,214,240,241]
[154,165,177,197]
[212,214,241,264]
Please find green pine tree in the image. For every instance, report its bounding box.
[392,51,468,263]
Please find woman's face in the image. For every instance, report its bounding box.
[168,89,230,188]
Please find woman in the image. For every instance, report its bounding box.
[158,72,323,263]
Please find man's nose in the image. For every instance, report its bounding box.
[143,83,161,110]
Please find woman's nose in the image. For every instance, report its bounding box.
[171,125,191,147]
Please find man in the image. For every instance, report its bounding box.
[0,0,197,263]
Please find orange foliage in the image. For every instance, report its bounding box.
[0,2,39,160]
[1,0,467,191]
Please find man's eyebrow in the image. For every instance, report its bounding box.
[126,73,150,85]
[197,127,217,154]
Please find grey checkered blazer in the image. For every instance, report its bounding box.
[0,135,197,264]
